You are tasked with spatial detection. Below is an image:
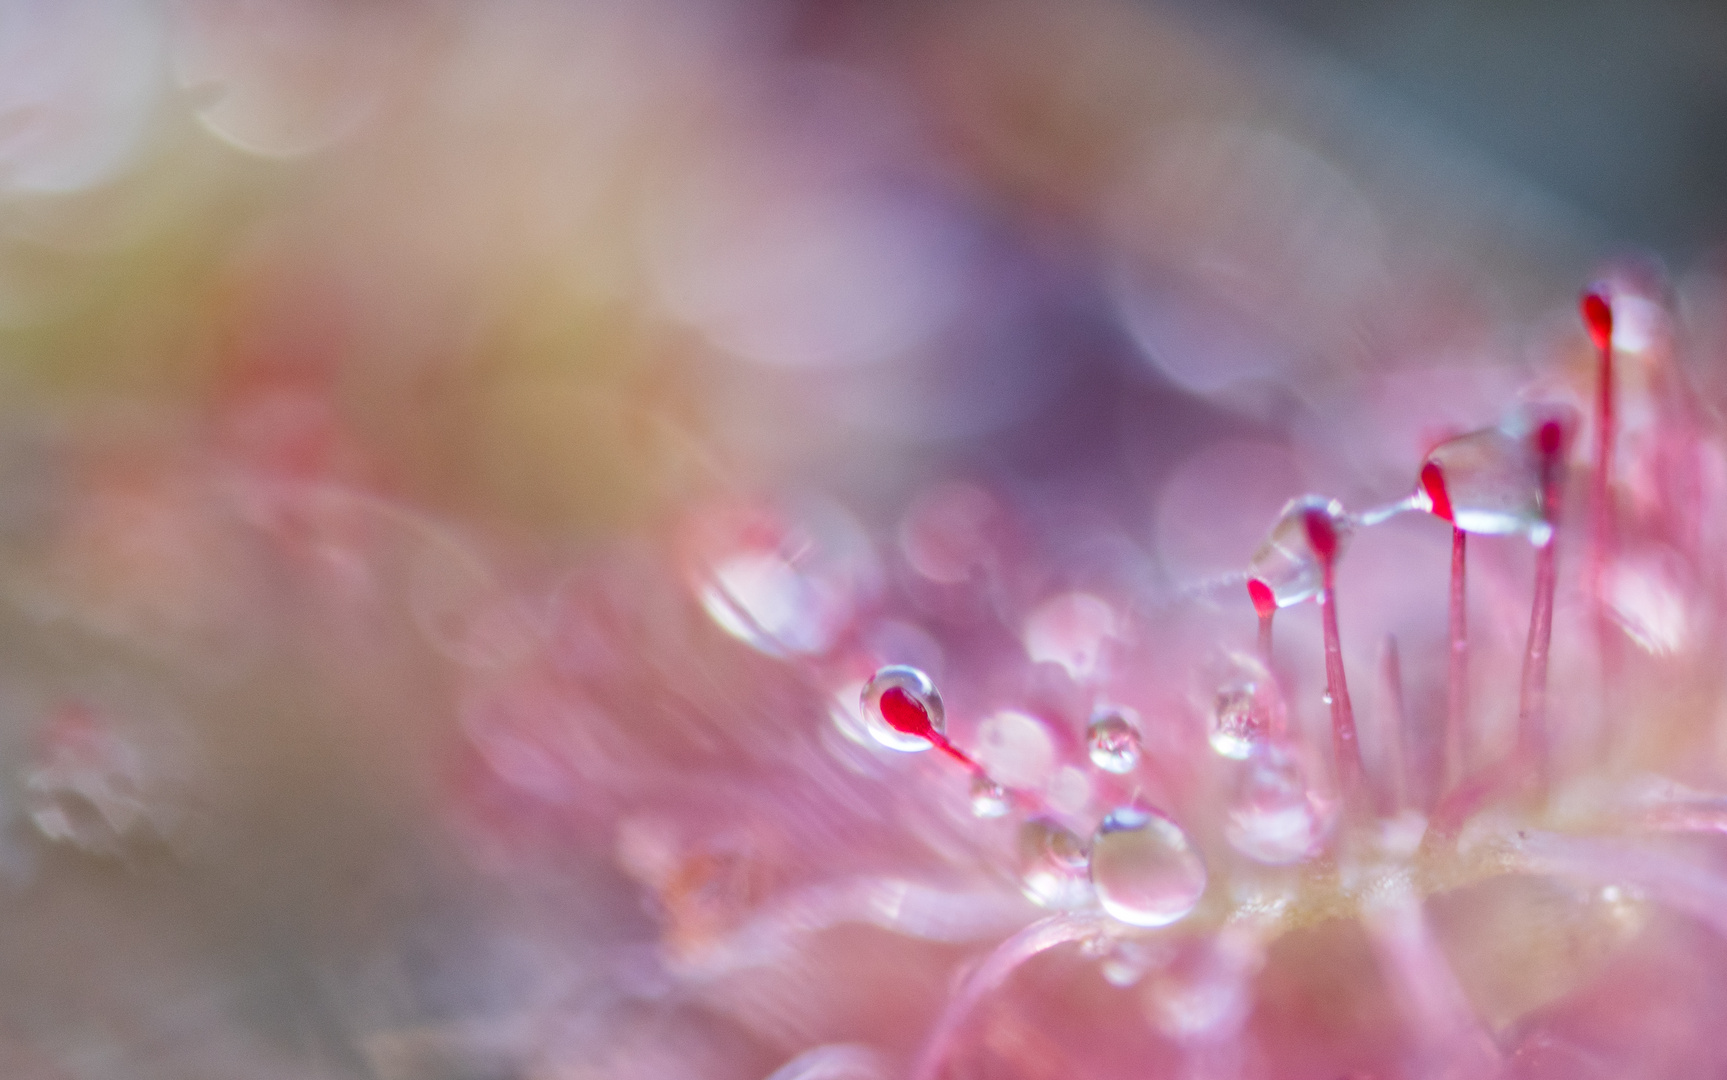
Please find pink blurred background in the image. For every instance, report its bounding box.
[4,1,1727,1078]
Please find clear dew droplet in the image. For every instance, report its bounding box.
[1225,745,1336,866]
[969,774,1011,818]
[1416,425,1546,538]
[1209,682,1261,760]
[859,665,945,752]
[1017,817,1093,909]
[1246,495,1350,608]
[1088,807,1206,928]
[1086,708,1142,774]
[1416,406,1576,544]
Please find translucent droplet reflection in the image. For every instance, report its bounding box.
[969,774,1010,818]
[1089,807,1206,928]
[1204,653,1274,760]
[1225,745,1335,865]
[1210,681,1261,760]
[1416,425,1548,539]
[859,665,944,752]
[1246,495,1350,608]
[689,501,876,658]
[1017,817,1093,909]
[1086,708,1142,774]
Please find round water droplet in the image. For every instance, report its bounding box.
[1225,745,1336,865]
[1017,817,1093,909]
[1086,708,1142,774]
[1209,682,1261,760]
[859,665,944,752]
[969,775,1011,818]
[1089,807,1206,928]
[1246,496,1350,608]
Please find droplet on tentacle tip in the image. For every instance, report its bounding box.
[859,665,945,752]
[1086,707,1142,774]
[1017,817,1093,909]
[1225,744,1336,865]
[1088,806,1206,928]
[1415,409,1576,544]
[1246,495,1351,608]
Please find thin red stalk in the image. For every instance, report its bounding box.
[1447,526,1469,785]
[929,733,981,772]
[1248,577,1282,741]
[1247,577,1276,672]
[1380,634,1408,812]
[1516,538,1557,794]
[1586,291,1622,765]
[1425,759,1508,844]
[1588,290,1616,584]
[1319,559,1367,803]
[1516,419,1567,799]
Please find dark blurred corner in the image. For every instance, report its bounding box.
[1206,0,1727,261]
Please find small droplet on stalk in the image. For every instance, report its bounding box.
[1246,495,1353,609]
[1415,426,1548,540]
[1086,708,1143,774]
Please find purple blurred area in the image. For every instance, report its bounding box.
[0,1,1724,1079]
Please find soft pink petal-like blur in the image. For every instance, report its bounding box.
[4,1,1727,1078]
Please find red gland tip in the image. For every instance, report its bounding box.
[1536,419,1565,460]
[1581,288,1613,353]
[879,685,935,738]
[1302,507,1339,563]
[1419,460,1455,523]
[1247,577,1277,619]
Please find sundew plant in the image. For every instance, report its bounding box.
[2,2,1727,1080]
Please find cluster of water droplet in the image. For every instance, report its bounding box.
[838,390,1586,945]
[648,283,1727,1079]
[711,288,1619,988]
[856,663,1211,930]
